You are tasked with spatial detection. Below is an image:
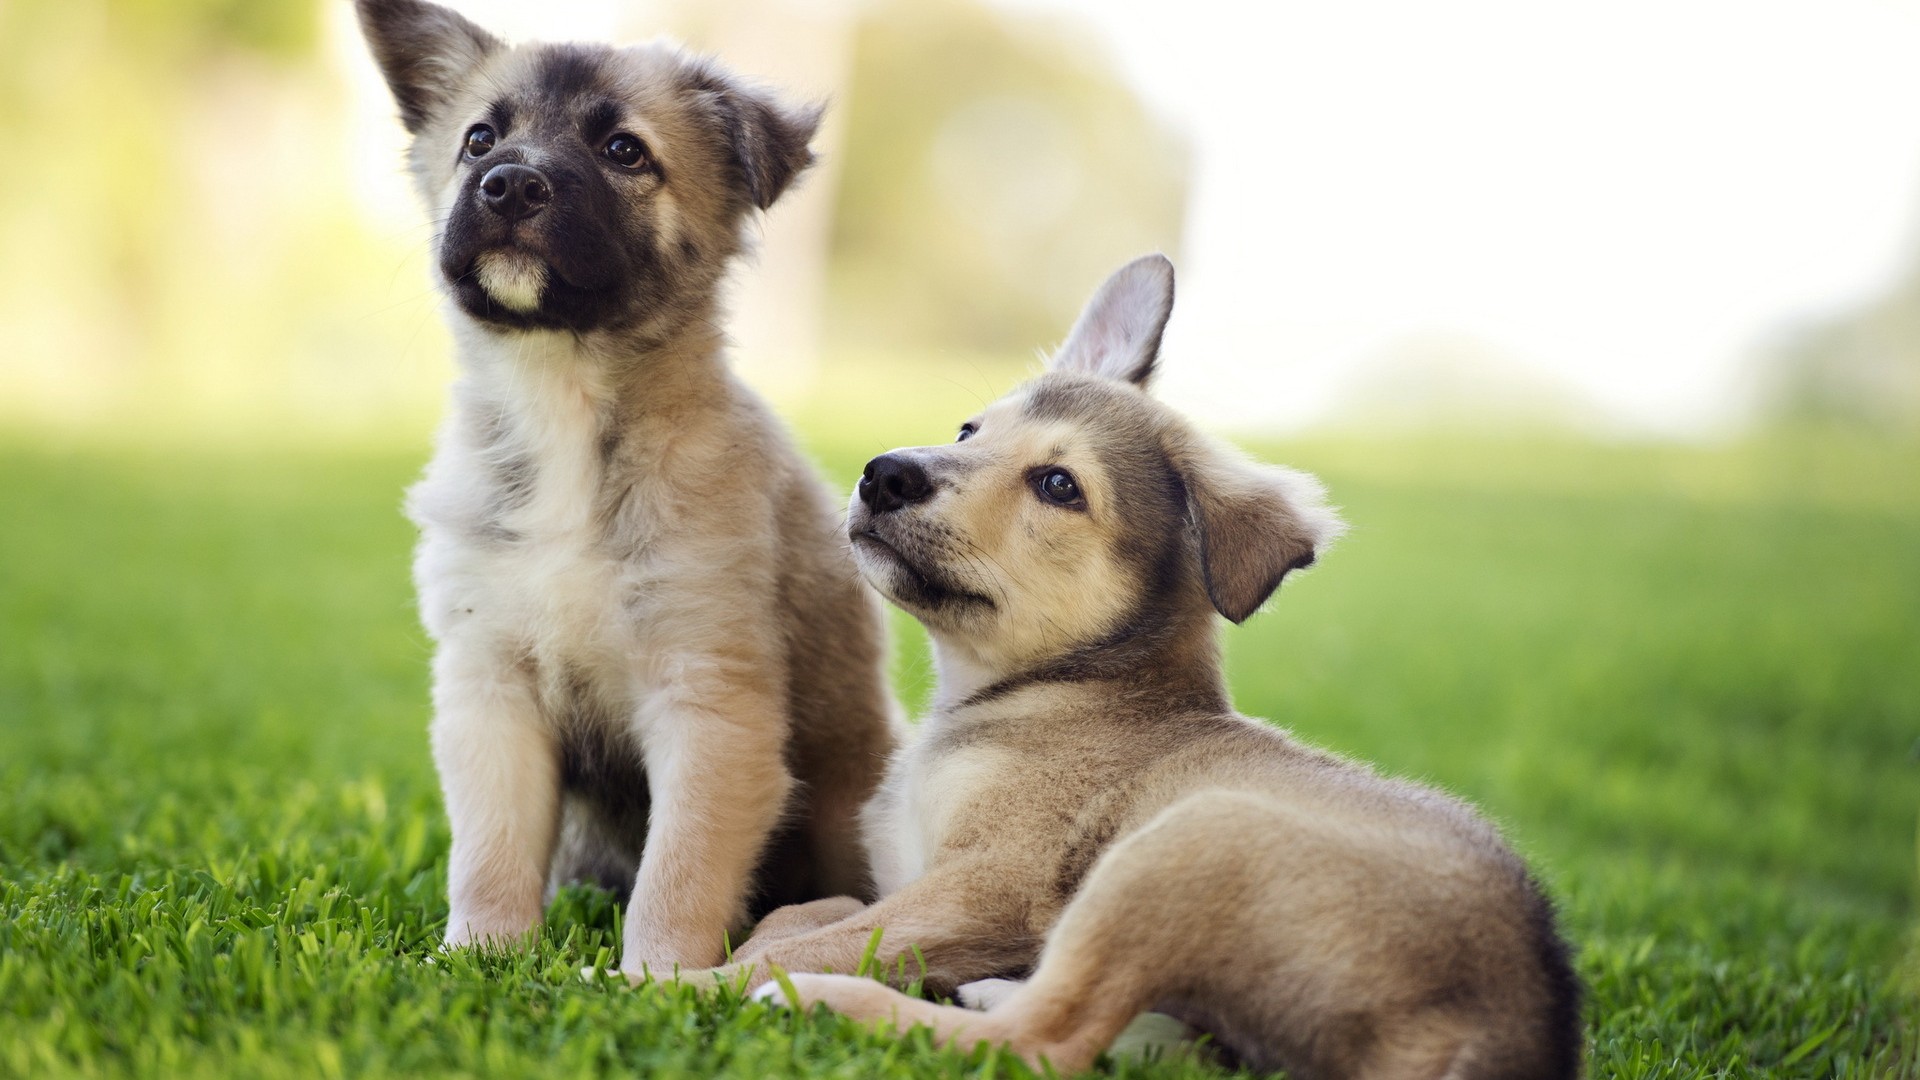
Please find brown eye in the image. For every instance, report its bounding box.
[956,423,977,443]
[604,132,650,170]
[464,125,496,158]
[1036,468,1082,507]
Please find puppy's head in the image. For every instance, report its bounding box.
[356,0,820,335]
[849,255,1344,671]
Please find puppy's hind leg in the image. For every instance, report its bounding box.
[927,791,1310,1076]
[985,792,1527,1080]
[757,973,1004,1043]
[768,792,1278,1075]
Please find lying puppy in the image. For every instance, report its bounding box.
[354,0,896,975]
[677,256,1581,1078]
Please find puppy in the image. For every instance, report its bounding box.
[676,256,1581,1079]
[354,0,896,975]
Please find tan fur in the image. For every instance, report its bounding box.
[669,257,1581,1079]
[354,0,896,975]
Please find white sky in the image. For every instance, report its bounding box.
[336,0,1920,436]
[998,0,1920,434]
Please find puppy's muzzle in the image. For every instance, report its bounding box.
[479,163,553,222]
[858,454,933,514]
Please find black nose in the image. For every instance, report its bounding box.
[479,163,553,221]
[859,454,933,514]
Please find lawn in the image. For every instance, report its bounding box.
[0,426,1915,1078]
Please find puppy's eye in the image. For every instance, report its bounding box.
[1035,468,1082,507]
[464,125,496,159]
[956,423,977,443]
[604,132,651,170]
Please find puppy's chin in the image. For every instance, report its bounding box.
[473,250,548,314]
[850,529,995,618]
[848,533,913,607]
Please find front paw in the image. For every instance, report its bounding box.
[956,977,1026,1011]
[750,975,804,1008]
[750,971,844,1010]
[752,972,904,1024]
[443,914,539,951]
[585,960,764,994]
[620,915,733,977]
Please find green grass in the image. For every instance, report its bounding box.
[1,430,1916,1078]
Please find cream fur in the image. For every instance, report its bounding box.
[473,250,547,313]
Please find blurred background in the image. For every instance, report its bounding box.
[4,0,1919,443]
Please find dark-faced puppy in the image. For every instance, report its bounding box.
[668,256,1580,1080]
[355,0,897,977]
[362,0,816,336]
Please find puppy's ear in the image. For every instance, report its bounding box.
[1176,438,1345,623]
[356,0,504,135]
[1051,254,1176,388]
[693,68,823,211]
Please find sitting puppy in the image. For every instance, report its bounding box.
[354,0,896,975]
[679,256,1581,1079]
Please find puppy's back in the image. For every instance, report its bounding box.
[1137,714,1583,1078]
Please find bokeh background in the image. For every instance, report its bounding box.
[5,0,1920,440]
[2,0,1917,1076]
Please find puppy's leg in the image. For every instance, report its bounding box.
[955,979,1196,1066]
[815,792,1278,1075]
[782,671,897,902]
[762,974,1009,1047]
[953,794,1270,1074]
[749,896,870,946]
[796,760,888,901]
[431,641,561,948]
[672,864,1034,996]
[621,678,794,974]
[935,791,1486,1079]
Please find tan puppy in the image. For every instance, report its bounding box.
[354,0,896,975]
[669,256,1581,1079]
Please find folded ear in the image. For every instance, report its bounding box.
[1176,440,1345,623]
[355,0,504,135]
[691,67,824,211]
[1051,254,1175,388]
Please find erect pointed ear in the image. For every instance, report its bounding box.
[1174,438,1345,624]
[355,0,505,135]
[1051,254,1176,388]
[690,65,824,211]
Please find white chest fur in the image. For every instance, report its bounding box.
[408,338,660,710]
[862,731,1011,897]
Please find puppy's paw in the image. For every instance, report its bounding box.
[581,962,675,988]
[442,910,541,952]
[595,962,762,996]
[956,977,1026,1012]
[750,978,800,1009]
[750,972,881,1017]
[622,920,727,976]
